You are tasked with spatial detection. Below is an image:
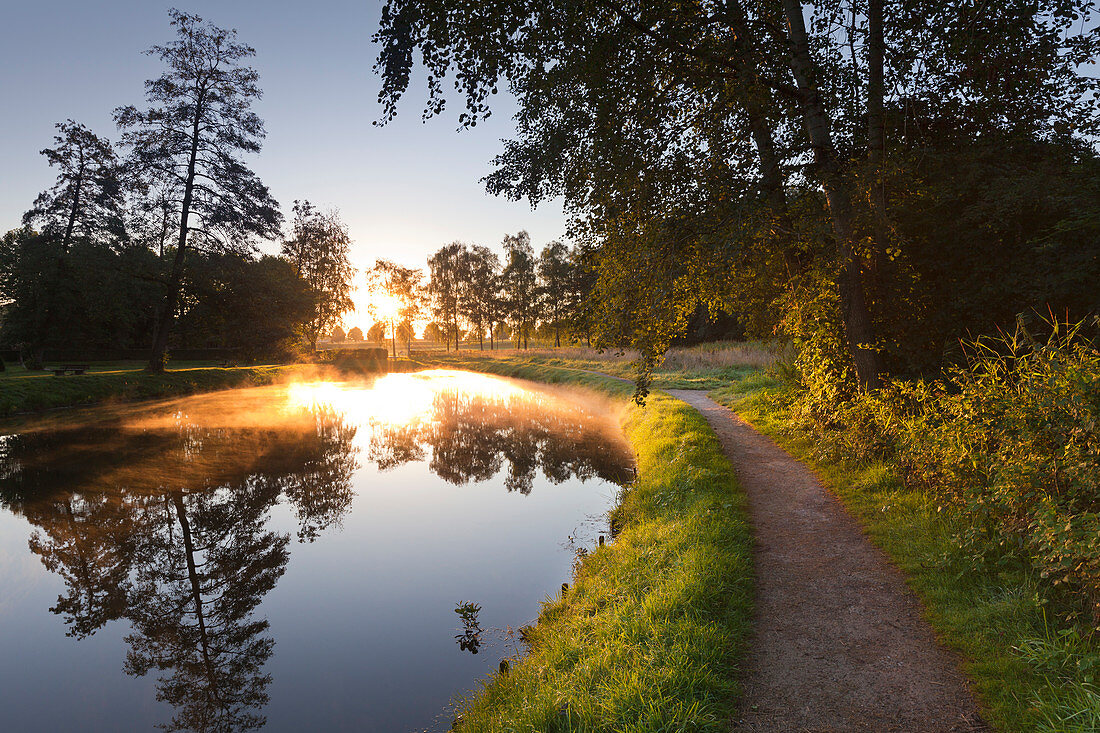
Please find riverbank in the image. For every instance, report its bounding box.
[0,363,315,417]
[414,357,755,731]
[428,348,1100,731]
[416,341,778,390]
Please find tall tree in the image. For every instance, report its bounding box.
[116,9,281,372]
[537,240,571,347]
[500,232,537,349]
[427,242,468,351]
[281,200,355,351]
[460,245,501,350]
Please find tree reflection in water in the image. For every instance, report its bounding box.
[0,374,631,731]
[366,385,633,492]
[0,408,358,732]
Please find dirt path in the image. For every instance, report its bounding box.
[667,389,987,733]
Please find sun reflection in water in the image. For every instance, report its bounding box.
[284,370,528,428]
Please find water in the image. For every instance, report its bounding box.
[0,370,633,732]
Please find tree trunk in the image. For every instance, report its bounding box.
[390,319,397,358]
[724,1,799,274]
[148,99,203,373]
[173,493,216,680]
[63,156,86,253]
[782,0,884,389]
[866,0,892,285]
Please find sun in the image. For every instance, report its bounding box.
[366,289,401,322]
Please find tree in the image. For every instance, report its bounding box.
[427,243,467,351]
[423,322,444,344]
[460,245,501,350]
[349,325,366,342]
[329,325,346,342]
[500,232,537,349]
[174,252,312,359]
[23,120,125,252]
[13,121,128,368]
[537,240,571,347]
[395,320,416,353]
[369,259,425,357]
[372,0,1100,392]
[281,200,355,351]
[0,227,163,367]
[116,10,281,372]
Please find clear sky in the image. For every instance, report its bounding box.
[0,0,567,323]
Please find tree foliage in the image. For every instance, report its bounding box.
[373,0,1100,395]
[281,200,355,351]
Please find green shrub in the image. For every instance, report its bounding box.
[790,320,1100,624]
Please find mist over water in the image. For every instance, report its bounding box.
[0,370,632,732]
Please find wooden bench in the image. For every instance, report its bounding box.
[52,364,89,376]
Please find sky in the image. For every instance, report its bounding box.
[0,0,567,324]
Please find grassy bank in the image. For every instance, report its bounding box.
[0,363,312,417]
[419,357,754,732]
[413,340,782,390]
[712,373,1094,732]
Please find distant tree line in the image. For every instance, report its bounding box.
[413,232,596,351]
[0,10,354,371]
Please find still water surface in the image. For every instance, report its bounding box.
[0,370,632,732]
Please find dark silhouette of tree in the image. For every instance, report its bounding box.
[280,200,355,352]
[13,121,127,368]
[116,9,282,372]
[564,243,598,347]
[177,252,312,359]
[23,120,125,252]
[459,245,501,350]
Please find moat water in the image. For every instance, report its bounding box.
[0,370,632,732]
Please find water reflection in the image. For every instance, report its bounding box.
[453,602,483,655]
[0,371,631,732]
[0,410,358,731]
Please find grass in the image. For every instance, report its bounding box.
[711,372,1099,732]
[416,340,783,390]
[0,361,315,418]
[414,355,754,732]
